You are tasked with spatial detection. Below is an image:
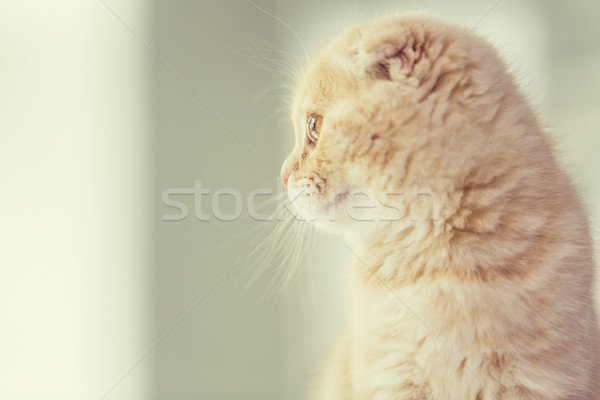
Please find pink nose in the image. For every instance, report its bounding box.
[281,154,298,188]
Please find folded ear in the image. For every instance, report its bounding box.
[353,42,411,81]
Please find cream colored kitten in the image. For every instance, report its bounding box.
[280,13,600,400]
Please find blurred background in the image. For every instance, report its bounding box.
[1,1,598,399]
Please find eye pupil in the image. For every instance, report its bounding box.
[306,113,321,144]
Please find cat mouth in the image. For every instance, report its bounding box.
[326,190,349,212]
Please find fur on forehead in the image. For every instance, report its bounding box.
[294,54,357,112]
[292,13,466,112]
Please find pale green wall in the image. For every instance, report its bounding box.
[152,1,284,399]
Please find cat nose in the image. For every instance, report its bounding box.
[281,155,298,188]
[281,172,289,187]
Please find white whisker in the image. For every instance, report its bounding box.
[246,0,309,62]
[243,192,316,300]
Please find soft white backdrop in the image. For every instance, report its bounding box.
[0,1,151,399]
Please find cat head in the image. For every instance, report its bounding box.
[281,13,515,237]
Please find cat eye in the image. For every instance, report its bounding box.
[306,113,322,145]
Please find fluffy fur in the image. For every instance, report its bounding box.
[280,13,600,400]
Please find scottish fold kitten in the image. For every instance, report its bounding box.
[281,13,600,400]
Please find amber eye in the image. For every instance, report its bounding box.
[306,113,322,145]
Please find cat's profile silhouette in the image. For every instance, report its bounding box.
[281,12,600,400]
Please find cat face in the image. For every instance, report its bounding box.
[281,14,507,236]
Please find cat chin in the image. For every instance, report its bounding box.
[286,186,346,216]
[312,219,393,238]
[286,198,398,238]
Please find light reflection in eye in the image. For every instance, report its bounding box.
[306,113,322,145]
